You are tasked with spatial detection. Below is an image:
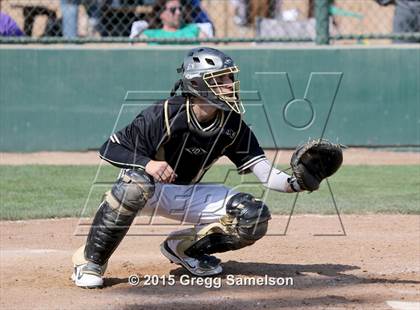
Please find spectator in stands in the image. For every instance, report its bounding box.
[231,0,278,27]
[0,12,24,36]
[376,0,420,43]
[60,0,103,38]
[129,0,213,43]
[183,0,213,24]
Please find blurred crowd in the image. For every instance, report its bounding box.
[1,0,419,43]
[1,0,214,39]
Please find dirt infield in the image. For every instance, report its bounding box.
[1,215,419,309]
[1,148,419,165]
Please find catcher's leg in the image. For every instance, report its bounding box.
[72,169,155,288]
[160,192,271,276]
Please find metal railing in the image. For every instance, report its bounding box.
[0,0,419,44]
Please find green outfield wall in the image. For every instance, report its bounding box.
[0,46,419,151]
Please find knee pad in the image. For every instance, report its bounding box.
[111,169,155,212]
[184,193,271,258]
[225,193,271,243]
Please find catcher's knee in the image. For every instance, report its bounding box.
[226,193,271,243]
[111,169,155,212]
[184,193,271,258]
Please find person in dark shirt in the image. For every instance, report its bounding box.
[376,0,420,43]
[71,47,304,288]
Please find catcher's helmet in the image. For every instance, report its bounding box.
[174,47,244,114]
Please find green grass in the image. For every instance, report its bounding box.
[0,165,419,220]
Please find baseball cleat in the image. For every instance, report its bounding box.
[160,240,223,277]
[71,262,104,289]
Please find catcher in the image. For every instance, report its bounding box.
[71,47,343,288]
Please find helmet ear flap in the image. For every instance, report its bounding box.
[188,77,213,99]
[177,63,184,74]
[170,79,183,97]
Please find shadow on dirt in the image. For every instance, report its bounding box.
[206,261,361,278]
[122,295,360,310]
[219,261,419,284]
[106,261,419,290]
[104,277,129,287]
[105,261,420,308]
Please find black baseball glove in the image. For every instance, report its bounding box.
[290,139,343,191]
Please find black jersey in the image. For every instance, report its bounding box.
[99,96,265,184]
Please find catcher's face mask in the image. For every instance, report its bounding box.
[203,66,244,114]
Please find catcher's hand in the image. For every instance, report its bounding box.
[290,139,343,192]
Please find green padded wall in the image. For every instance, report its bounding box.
[0,47,419,151]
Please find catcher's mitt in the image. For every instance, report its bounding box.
[290,139,343,191]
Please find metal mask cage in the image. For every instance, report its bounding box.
[203,66,245,114]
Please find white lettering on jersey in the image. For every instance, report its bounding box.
[185,147,208,156]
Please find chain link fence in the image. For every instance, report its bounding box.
[0,0,419,44]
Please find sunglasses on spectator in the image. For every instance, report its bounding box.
[166,6,182,14]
